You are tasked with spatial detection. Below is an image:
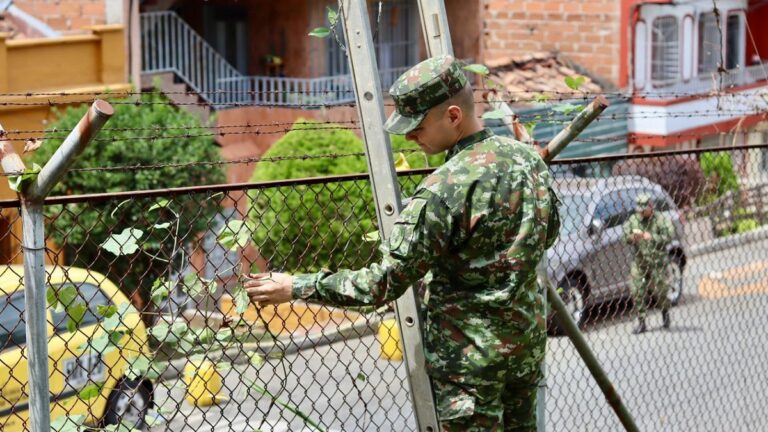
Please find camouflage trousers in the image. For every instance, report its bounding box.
[630,260,670,320]
[424,311,546,432]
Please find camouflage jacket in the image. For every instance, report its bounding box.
[622,212,674,264]
[292,129,560,326]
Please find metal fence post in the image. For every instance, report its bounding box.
[338,1,440,431]
[0,100,113,432]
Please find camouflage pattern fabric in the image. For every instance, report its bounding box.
[622,211,674,320]
[292,129,560,431]
[384,55,469,135]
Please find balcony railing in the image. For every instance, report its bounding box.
[141,11,416,109]
[641,64,768,99]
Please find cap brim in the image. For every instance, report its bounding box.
[384,111,425,135]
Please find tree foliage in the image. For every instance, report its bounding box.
[28,92,226,301]
[248,119,441,273]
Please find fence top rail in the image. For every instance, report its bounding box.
[1,143,766,208]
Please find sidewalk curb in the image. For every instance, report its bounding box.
[687,226,768,258]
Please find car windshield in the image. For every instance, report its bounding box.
[558,194,590,234]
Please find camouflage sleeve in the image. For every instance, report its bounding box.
[545,188,561,249]
[290,191,453,307]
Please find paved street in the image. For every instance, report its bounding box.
[150,238,768,431]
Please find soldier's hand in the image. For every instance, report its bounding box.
[642,232,652,241]
[244,272,294,305]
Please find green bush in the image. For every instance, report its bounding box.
[248,119,441,273]
[734,218,759,234]
[29,92,225,302]
[698,152,739,205]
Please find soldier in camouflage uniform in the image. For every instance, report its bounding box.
[622,194,674,334]
[244,55,560,431]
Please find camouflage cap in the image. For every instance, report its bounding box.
[635,193,652,211]
[384,55,468,135]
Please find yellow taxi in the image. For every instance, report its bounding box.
[0,265,153,431]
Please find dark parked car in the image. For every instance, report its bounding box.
[541,175,687,332]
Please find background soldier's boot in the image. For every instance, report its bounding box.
[662,310,671,329]
[632,319,647,334]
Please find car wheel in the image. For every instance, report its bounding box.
[102,379,151,430]
[666,255,684,306]
[550,275,588,335]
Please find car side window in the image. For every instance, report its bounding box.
[0,293,26,352]
[594,189,636,229]
[51,283,113,333]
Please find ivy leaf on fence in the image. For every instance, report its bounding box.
[218,219,255,251]
[362,230,380,242]
[50,414,86,432]
[47,284,77,312]
[101,228,144,256]
[66,302,88,333]
[183,273,215,298]
[78,382,102,401]
[463,64,489,76]
[7,163,41,193]
[231,284,250,314]
[564,75,586,91]
[551,103,584,116]
[150,278,171,306]
[309,27,331,38]
[96,304,118,318]
[482,109,507,120]
[327,6,338,26]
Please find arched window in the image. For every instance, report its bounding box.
[651,16,680,85]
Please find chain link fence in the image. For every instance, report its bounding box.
[0,146,767,431]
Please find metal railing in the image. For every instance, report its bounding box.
[140,11,415,109]
[641,64,768,98]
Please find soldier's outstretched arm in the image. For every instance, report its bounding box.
[286,191,453,307]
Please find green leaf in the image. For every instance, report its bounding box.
[308,27,331,38]
[551,103,581,115]
[196,327,216,345]
[231,285,250,314]
[145,413,164,427]
[7,163,41,193]
[248,352,265,367]
[148,199,171,213]
[78,383,102,401]
[66,303,87,333]
[50,414,86,432]
[524,122,537,136]
[356,372,367,382]
[149,323,170,342]
[327,7,338,26]
[153,222,172,230]
[216,362,233,372]
[463,64,489,76]
[217,219,255,251]
[150,278,171,305]
[96,304,118,318]
[100,228,144,256]
[481,109,507,120]
[53,285,78,311]
[215,327,235,343]
[182,273,208,298]
[532,93,549,103]
[362,230,380,242]
[126,356,150,380]
[565,75,586,90]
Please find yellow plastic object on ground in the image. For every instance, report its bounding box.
[184,359,223,406]
[378,319,403,361]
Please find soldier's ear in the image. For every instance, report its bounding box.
[446,105,463,126]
